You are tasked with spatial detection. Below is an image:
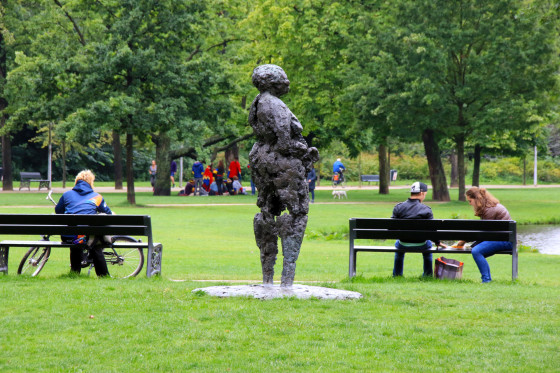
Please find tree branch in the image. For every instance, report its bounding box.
[53,0,86,46]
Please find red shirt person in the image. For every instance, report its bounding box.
[228,158,241,180]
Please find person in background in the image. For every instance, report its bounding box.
[232,176,246,195]
[225,178,235,195]
[179,179,195,196]
[55,170,113,277]
[170,160,177,188]
[209,180,219,195]
[456,187,513,283]
[202,163,214,192]
[307,165,317,203]
[215,160,225,195]
[391,182,446,277]
[228,157,242,181]
[332,158,345,184]
[149,160,157,190]
[191,160,204,196]
[247,164,256,195]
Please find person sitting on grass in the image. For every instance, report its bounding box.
[232,176,246,195]
[391,182,446,277]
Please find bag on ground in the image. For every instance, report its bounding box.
[434,256,463,280]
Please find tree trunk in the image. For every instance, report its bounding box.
[0,33,13,191]
[472,144,482,188]
[422,129,450,201]
[456,135,466,201]
[1,132,13,191]
[126,133,135,205]
[112,130,123,190]
[449,149,458,187]
[378,143,389,194]
[225,143,239,166]
[154,132,171,196]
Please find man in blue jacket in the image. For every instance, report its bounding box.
[332,158,345,184]
[55,170,113,276]
[191,160,205,196]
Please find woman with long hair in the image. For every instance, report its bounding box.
[462,187,513,283]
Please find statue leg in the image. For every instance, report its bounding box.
[278,212,308,287]
[254,212,278,285]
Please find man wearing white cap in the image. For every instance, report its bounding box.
[391,182,446,276]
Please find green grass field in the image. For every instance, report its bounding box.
[1,188,559,371]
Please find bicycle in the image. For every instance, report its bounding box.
[332,170,346,188]
[17,191,144,278]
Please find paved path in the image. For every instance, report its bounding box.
[3,183,559,194]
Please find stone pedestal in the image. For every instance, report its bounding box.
[192,284,362,300]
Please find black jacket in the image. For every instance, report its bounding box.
[392,198,438,245]
[392,198,433,219]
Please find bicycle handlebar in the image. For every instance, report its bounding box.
[46,190,56,206]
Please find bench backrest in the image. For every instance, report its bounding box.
[0,214,154,239]
[361,175,380,182]
[20,172,43,180]
[350,218,516,243]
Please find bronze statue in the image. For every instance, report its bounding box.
[249,64,319,287]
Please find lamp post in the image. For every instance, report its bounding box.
[533,145,537,187]
[48,122,52,190]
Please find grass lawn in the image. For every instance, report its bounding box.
[1,187,559,371]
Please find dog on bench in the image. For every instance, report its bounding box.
[332,190,347,199]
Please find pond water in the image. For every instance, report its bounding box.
[517,225,560,255]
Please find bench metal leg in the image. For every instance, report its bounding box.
[512,246,518,281]
[349,249,357,278]
[146,243,162,277]
[0,245,9,274]
[19,181,30,191]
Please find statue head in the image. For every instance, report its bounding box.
[252,64,290,96]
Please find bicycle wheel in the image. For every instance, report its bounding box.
[104,236,144,278]
[18,246,51,276]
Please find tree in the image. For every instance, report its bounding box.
[392,0,558,199]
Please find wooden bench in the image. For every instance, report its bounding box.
[360,175,379,185]
[0,214,162,277]
[349,218,517,280]
[19,172,50,191]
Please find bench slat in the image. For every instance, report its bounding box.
[0,225,149,236]
[353,245,512,255]
[0,214,150,225]
[0,240,155,249]
[353,218,514,230]
[354,229,513,241]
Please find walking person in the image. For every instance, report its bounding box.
[457,187,513,283]
[170,160,177,188]
[307,166,317,203]
[149,160,157,190]
[391,182,446,277]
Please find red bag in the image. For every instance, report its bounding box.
[435,257,463,280]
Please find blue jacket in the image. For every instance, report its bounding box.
[307,168,317,190]
[192,161,204,178]
[333,161,345,173]
[55,180,112,215]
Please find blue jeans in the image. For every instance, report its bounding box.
[309,189,315,201]
[471,241,513,283]
[393,240,433,277]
